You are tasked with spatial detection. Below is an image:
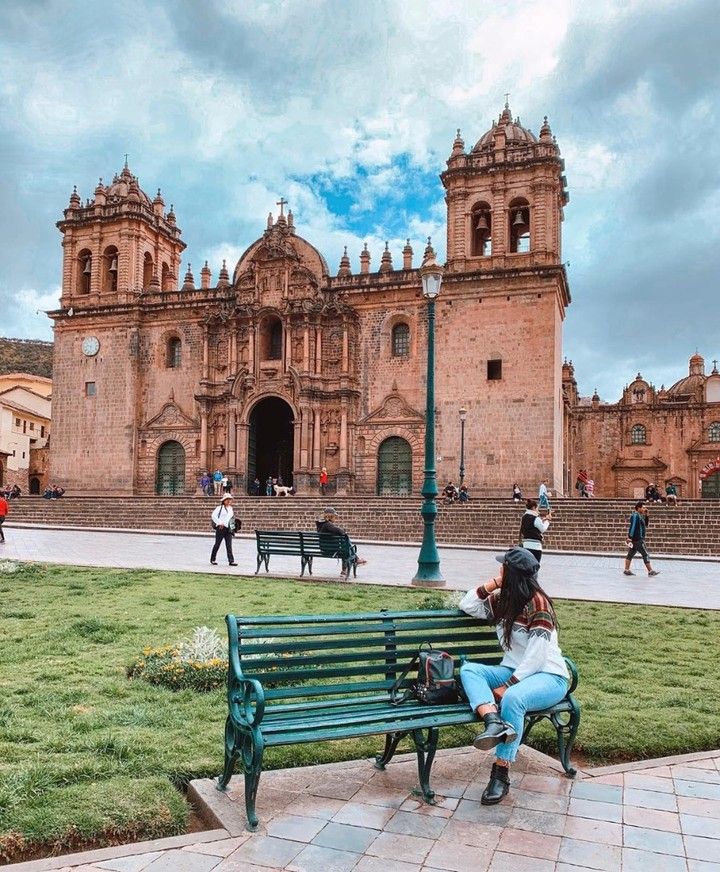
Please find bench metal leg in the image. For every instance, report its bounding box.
[554,700,580,778]
[255,554,262,575]
[217,716,239,791]
[374,731,407,770]
[307,556,313,575]
[240,727,266,831]
[300,556,307,577]
[410,727,439,803]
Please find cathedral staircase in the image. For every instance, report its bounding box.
[6,496,720,557]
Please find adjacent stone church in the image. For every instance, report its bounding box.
[49,103,571,496]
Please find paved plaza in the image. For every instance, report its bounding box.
[7,746,720,871]
[2,524,719,609]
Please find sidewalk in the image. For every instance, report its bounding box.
[2,526,719,609]
[7,745,720,871]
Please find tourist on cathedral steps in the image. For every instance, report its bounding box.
[665,482,678,506]
[210,495,238,567]
[0,492,8,543]
[512,483,522,503]
[519,499,551,563]
[213,469,223,497]
[538,479,551,511]
[459,547,569,806]
[319,466,329,496]
[458,484,470,502]
[443,481,459,504]
[199,471,212,496]
[624,502,660,577]
[316,507,367,574]
[249,477,261,496]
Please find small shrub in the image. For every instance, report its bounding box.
[128,626,227,692]
[418,590,465,610]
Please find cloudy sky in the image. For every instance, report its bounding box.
[1,0,718,399]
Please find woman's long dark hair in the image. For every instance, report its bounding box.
[493,564,557,648]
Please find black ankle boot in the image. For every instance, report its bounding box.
[481,762,510,805]
[473,713,517,751]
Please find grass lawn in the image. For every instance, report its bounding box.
[1,562,719,860]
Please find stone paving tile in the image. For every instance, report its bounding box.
[214,860,281,872]
[351,784,411,808]
[625,786,679,811]
[331,801,396,829]
[567,797,623,823]
[429,780,470,799]
[383,811,448,840]
[311,822,377,853]
[265,815,326,843]
[422,840,491,872]
[451,798,513,826]
[685,834,720,862]
[511,786,569,813]
[587,773,625,786]
[624,772,677,793]
[143,851,222,871]
[682,759,720,771]
[495,826,561,861]
[562,815,623,845]
[676,780,720,801]
[286,843,359,872]
[306,777,365,802]
[622,846,688,872]
[181,839,250,858]
[518,773,572,795]
[487,852,554,872]
[678,797,720,819]
[674,767,720,784]
[687,861,720,872]
[96,854,164,871]
[506,806,566,836]
[571,781,623,804]
[623,804,682,832]
[282,794,346,821]
[558,837,622,871]
[399,796,458,817]
[556,865,605,872]
[623,824,686,856]
[439,819,502,851]
[640,765,674,778]
[682,813,720,838]
[225,836,303,869]
[354,857,422,872]
[366,832,435,864]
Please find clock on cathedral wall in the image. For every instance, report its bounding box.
[82,336,100,357]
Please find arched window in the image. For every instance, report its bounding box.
[167,337,181,368]
[102,245,119,293]
[631,424,647,444]
[143,252,154,289]
[77,249,92,295]
[709,421,720,443]
[470,201,492,256]
[392,323,410,357]
[161,262,171,291]
[509,198,530,253]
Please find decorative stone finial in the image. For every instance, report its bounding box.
[167,204,176,225]
[69,185,81,208]
[267,212,273,229]
[380,241,393,273]
[539,115,553,142]
[287,209,294,231]
[181,263,195,291]
[217,259,230,288]
[451,128,465,156]
[423,236,435,261]
[200,260,212,290]
[359,242,371,275]
[337,245,351,278]
[402,238,413,270]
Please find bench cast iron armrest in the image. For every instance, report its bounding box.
[564,656,578,694]
[229,676,265,730]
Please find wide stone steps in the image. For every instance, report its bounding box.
[6,496,720,556]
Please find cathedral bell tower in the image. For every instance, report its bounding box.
[57,160,185,308]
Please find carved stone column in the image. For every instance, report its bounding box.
[202,328,209,380]
[315,326,322,374]
[303,323,310,372]
[300,406,310,469]
[312,407,321,469]
[342,324,349,373]
[339,406,348,469]
[200,406,208,469]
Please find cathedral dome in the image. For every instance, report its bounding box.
[666,374,704,399]
[105,164,152,207]
[472,103,538,153]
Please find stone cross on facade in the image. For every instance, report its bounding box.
[276,197,288,217]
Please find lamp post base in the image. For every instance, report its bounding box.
[411,566,446,587]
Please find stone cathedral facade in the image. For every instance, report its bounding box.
[49,103,571,496]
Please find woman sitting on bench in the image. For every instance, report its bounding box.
[316,507,367,575]
[458,547,569,806]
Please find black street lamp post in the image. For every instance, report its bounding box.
[459,406,467,487]
[412,245,445,586]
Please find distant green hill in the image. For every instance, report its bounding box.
[0,337,53,378]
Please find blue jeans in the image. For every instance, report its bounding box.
[460,662,568,762]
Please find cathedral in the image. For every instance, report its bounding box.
[48,103,572,496]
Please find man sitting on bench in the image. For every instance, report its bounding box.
[316,507,367,575]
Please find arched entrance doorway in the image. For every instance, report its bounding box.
[156,440,185,494]
[248,397,294,488]
[702,472,720,499]
[29,477,41,495]
[377,436,413,495]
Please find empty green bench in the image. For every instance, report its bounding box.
[254,530,358,578]
[217,609,580,830]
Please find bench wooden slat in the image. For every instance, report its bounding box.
[239,624,492,642]
[234,608,463,626]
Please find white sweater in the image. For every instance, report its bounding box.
[459,585,568,685]
[211,505,234,528]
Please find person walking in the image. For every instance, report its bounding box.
[519,499,551,563]
[0,492,8,543]
[210,494,238,566]
[213,469,223,497]
[538,479,551,511]
[624,501,659,577]
[459,547,569,805]
[319,467,329,496]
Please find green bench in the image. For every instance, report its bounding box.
[217,608,580,830]
[254,530,358,578]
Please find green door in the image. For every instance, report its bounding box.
[377,437,412,495]
[702,472,720,499]
[156,441,185,495]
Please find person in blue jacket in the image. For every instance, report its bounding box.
[623,501,660,577]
